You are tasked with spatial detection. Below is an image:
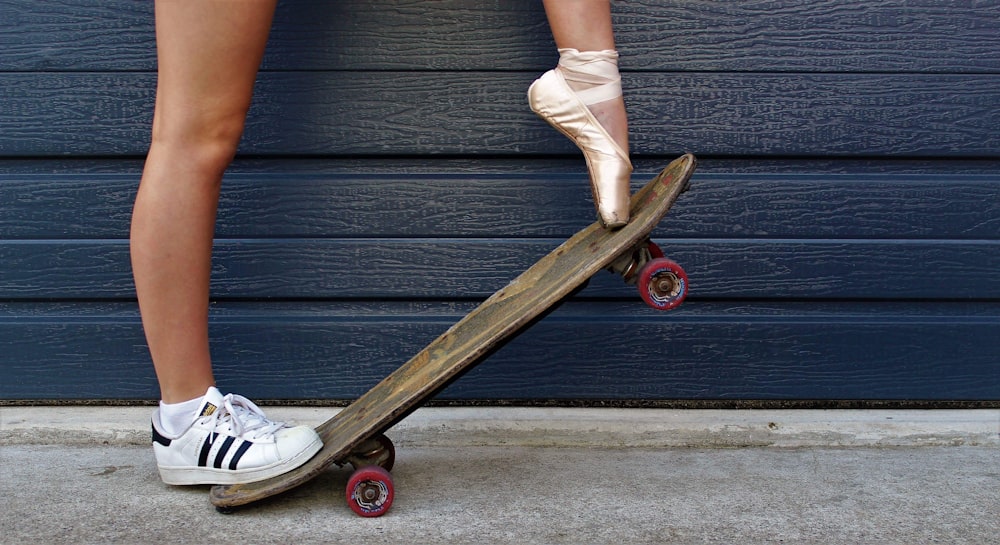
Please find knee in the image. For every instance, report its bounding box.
[149,107,250,177]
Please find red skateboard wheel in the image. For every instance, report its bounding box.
[637,257,688,311]
[346,465,394,517]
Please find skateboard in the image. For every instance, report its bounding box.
[210,153,697,516]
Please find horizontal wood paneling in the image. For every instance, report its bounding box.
[4,167,997,305]
[3,239,998,301]
[2,1,998,401]
[3,171,999,240]
[2,302,998,400]
[3,72,999,157]
[3,0,998,73]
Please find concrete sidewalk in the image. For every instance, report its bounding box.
[2,407,998,544]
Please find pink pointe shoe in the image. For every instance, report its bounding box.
[528,68,632,228]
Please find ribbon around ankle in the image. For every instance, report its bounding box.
[556,48,622,106]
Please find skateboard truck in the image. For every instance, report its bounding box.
[344,434,395,472]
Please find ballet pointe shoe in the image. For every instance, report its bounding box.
[528,69,632,228]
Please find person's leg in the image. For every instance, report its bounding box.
[532,0,632,228]
[131,0,277,404]
[133,0,321,486]
[541,0,628,153]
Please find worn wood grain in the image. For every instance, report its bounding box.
[2,0,998,73]
[210,157,695,507]
[3,0,999,402]
[2,239,998,301]
[3,171,999,240]
[2,302,997,400]
[3,72,999,157]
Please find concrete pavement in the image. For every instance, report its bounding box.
[1,407,997,544]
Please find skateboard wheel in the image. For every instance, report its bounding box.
[346,465,394,517]
[637,257,688,311]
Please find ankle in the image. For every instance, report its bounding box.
[156,371,216,405]
[556,48,622,105]
[157,389,211,436]
[555,49,629,154]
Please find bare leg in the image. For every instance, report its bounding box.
[131,0,277,404]
[542,0,628,154]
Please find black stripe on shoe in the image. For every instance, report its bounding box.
[198,434,214,467]
[229,441,253,470]
[213,437,236,469]
[151,424,172,447]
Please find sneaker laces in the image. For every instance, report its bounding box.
[205,393,286,443]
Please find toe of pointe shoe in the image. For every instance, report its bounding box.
[593,170,631,229]
[600,212,629,229]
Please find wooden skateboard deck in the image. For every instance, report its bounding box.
[210,153,697,513]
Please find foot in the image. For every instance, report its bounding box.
[151,387,322,485]
[528,51,632,228]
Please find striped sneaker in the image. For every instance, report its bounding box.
[151,387,322,485]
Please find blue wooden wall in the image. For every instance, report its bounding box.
[1,0,998,402]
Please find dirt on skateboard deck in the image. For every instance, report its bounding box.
[210,153,697,515]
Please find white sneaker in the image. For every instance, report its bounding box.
[151,387,322,485]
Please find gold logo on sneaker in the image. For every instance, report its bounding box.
[200,403,218,417]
